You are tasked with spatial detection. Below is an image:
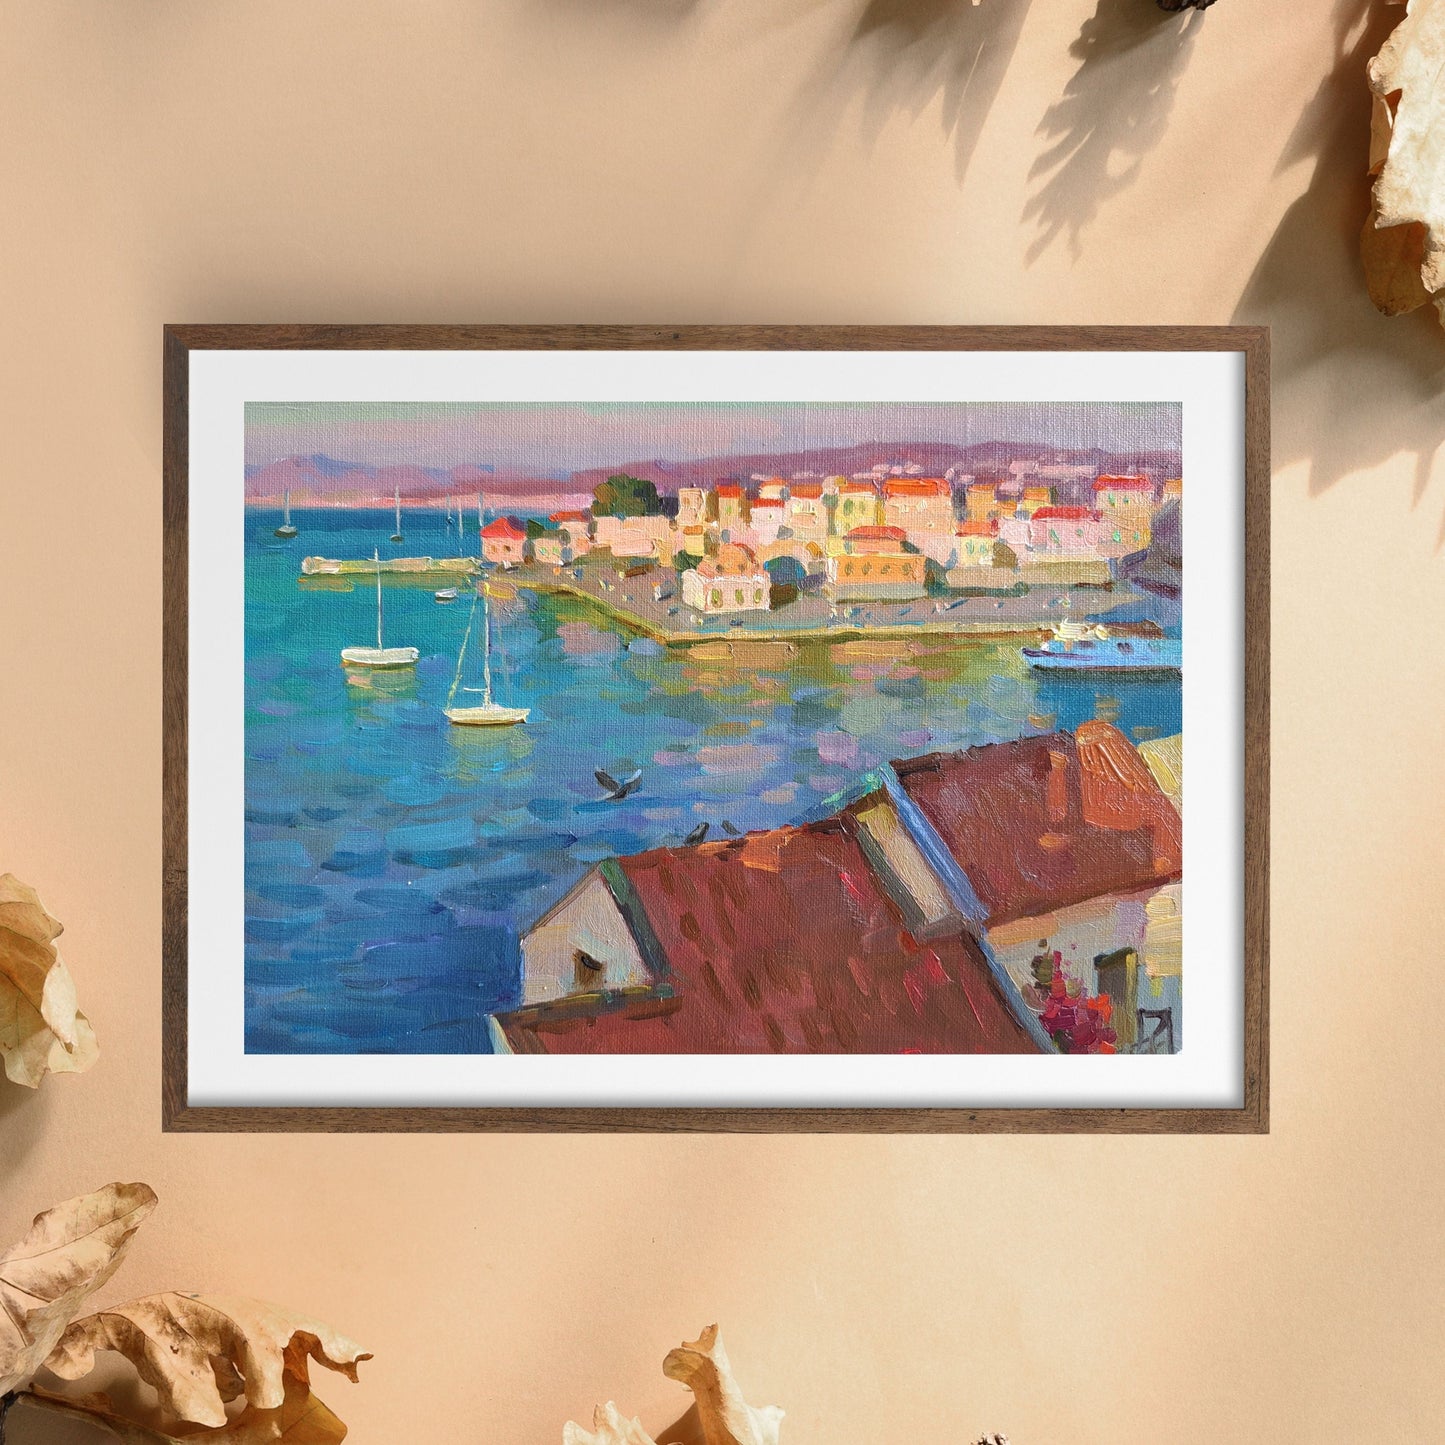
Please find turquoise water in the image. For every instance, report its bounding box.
[244,508,1182,1053]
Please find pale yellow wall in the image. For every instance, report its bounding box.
[3,3,1443,1442]
[521,870,651,1004]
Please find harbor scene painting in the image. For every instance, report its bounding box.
[243,399,1184,1060]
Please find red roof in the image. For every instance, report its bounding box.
[750,497,784,510]
[1031,506,1095,522]
[788,482,824,499]
[495,819,1037,1055]
[847,525,907,543]
[480,517,525,540]
[549,510,591,524]
[894,724,1182,926]
[957,519,999,537]
[1093,475,1152,492]
[884,477,950,497]
[715,482,744,498]
[837,480,878,494]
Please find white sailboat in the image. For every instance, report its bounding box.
[444,584,528,726]
[341,549,419,669]
[390,479,404,543]
[274,488,297,539]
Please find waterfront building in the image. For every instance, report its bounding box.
[783,482,828,543]
[757,477,788,501]
[964,482,998,525]
[997,515,1033,552]
[532,530,572,567]
[670,520,709,561]
[713,481,749,539]
[748,497,786,547]
[1018,484,1055,519]
[1161,477,1183,503]
[549,510,593,555]
[824,525,926,601]
[1094,474,1154,553]
[833,480,881,533]
[680,542,771,614]
[594,513,672,559]
[882,477,954,538]
[676,487,711,527]
[480,516,527,568]
[955,519,1001,567]
[1030,505,1104,555]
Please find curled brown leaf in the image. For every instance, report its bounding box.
[1364,0,1445,326]
[0,873,98,1088]
[45,1293,370,1431]
[0,1182,157,1396]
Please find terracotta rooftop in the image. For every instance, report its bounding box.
[846,524,908,543]
[480,517,525,540]
[884,477,951,497]
[495,819,1038,1056]
[1031,506,1096,522]
[1093,474,1152,492]
[892,723,1182,925]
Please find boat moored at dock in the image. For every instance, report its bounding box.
[1023,631,1180,674]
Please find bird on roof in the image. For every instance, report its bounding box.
[683,821,709,846]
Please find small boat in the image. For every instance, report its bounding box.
[389,479,404,544]
[274,488,298,539]
[434,587,459,603]
[1023,631,1180,674]
[341,549,419,669]
[444,584,528,726]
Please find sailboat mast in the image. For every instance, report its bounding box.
[394,480,402,535]
[482,584,493,705]
[477,492,484,559]
[282,488,291,526]
[374,548,384,650]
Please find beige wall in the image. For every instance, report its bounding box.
[3,2,1442,1441]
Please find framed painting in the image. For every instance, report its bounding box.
[162,324,1267,1132]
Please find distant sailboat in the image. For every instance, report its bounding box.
[341,550,419,669]
[390,479,404,544]
[274,489,297,539]
[444,584,528,726]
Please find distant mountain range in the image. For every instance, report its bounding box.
[246,440,1182,514]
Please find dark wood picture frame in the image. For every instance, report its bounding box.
[162,324,1268,1133]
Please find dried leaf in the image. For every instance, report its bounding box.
[663,1327,782,1445]
[46,1293,370,1430]
[1361,206,1434,314]
[564,1402,660,1445]
[26,1371,349,1445]
[0,1182,157,1396]
[563,1327,781,1445]
[1367,0,1445,307]
[0,873,98,1088]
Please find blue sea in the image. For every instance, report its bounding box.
[244,508,1182,1054]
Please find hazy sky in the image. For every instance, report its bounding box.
[245,400,1182,478]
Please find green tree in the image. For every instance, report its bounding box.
[592,473,660,518]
